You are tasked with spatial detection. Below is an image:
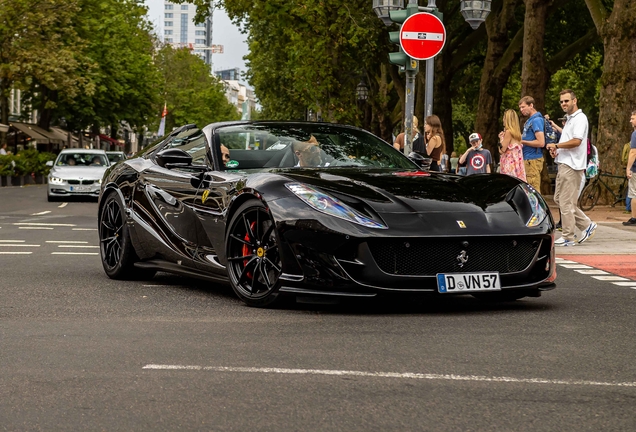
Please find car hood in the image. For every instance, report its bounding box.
[50,166,109,179]
[276,168,524,214]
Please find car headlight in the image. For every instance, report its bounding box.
[98,178,102,184]
[49,176,64,184]
[286,183,387,229]
[520,183,547,227]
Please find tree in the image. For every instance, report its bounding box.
[48,0,162,133]
[584,0,636,174]
[152,46,240,132]
[0,0,86,143]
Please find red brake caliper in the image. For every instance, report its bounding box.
[242,221,257,280]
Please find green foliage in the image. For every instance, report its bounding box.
[0,0,87,124]
[0,155,13,176]
[152,46,240,132]
[51,0,162,131]
[546,50,603,129]
[222,0,391,125]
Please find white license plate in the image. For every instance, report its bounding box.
[437,272,501,293]
[70,186,90,192]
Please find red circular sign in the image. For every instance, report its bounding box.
[399,13,446,61]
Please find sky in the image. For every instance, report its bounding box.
[144,0,250,81]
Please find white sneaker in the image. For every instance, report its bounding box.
[555,237,576,247]
[578,222,598,244]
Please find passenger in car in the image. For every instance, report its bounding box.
[293,136,322,167]
[67,157,76,166]
[91,156,102,165]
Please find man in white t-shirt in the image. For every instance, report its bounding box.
[546,89,597,247]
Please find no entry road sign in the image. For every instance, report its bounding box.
[399,12,446,61]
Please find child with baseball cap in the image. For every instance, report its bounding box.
[458,133,492,175]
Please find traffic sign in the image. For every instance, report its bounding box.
[399,12,446,61]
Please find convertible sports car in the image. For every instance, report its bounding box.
[98,121,556,307]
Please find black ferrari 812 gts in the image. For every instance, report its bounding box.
[98,121,556,307]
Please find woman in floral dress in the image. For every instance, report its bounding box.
[498,109,526,182]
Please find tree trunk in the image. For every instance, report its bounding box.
[37,87,58,131]
[0,79,9,146]
[585,0,636,176]
[474,0,524,157]
[520,0,550,112]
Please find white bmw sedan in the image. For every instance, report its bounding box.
[47,149,110,201]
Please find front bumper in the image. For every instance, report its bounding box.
[48,181,101,196]
[276,225,555,297]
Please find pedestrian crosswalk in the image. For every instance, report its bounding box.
[555,258,636,289]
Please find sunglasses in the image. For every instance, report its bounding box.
[559,99,571,104]
[302,146,320,154]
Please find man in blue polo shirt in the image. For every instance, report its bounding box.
[518,96,545,192]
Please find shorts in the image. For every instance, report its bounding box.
[628,173,636,199]
[524,157,544,191]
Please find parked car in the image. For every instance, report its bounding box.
[98,122,556,307]
[106,151,127,165]
[47,149,109,201]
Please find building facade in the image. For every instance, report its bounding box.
[163,1,215,66]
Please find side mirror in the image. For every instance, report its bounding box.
[156,148,193,168]
[46,160,53,167]
[407,152,432,170]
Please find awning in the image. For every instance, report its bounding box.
[50,127,79,146]
[29,124,64,143]
[9,122,50,143]
[0,123,9,133]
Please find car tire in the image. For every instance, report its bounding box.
[47,194,57,202]
[226,200,283,307]
[99,191,155,280]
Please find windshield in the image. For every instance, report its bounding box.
[56,153,108,167]
[216,124,417,170]
[107,153,126,163]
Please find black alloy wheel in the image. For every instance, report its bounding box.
[99,192,155,280]
[226,200,283,307]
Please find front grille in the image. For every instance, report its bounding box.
[368,237,541,276]
[67,179,95,185]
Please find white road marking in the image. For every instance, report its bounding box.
[612,282,636,286]
[31,211,51,215]
[14,222,76,226]
[0,244,40,247]
[72,228,97,231]
[0,252,32,255]
[51,252,99,255]
[46,241,89,244]
[559,264,592,269]
[0,240,25,243]
[575,269,608,275]
[141,365,636,388]
[19,227,53,230]
[58,202,68,208]
[555,259,578,264]
[142,285,173,287]
[57,245,99,248]
[592,275,629,281]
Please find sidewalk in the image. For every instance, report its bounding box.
[544,195,636,255]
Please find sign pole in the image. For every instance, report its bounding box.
[403,0,418,156]
[404,67,417,156]
[424,0,437,118]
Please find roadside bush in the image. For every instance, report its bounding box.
[0,154,13,176]
[14,149,56,176]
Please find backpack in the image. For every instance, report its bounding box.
[585,140,599,179]
[544,118,558,146]
[622,142,631,166]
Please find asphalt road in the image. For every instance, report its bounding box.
[1,185,636,431]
